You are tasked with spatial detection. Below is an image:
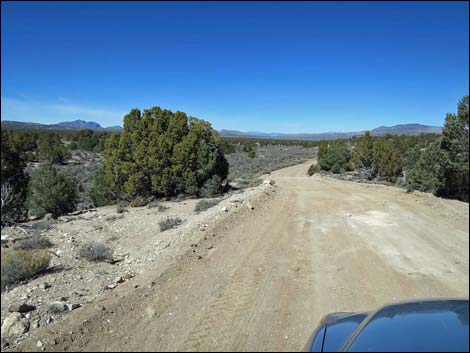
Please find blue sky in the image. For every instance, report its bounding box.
[1,1,468,133]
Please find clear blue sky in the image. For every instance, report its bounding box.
[1,1,468,132]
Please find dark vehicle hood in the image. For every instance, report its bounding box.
[305,299,469,352]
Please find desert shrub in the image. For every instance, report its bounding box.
[130,196,147,207]
[147,200,160,208]
[352,131,376,179]
[38,132,70,164]
[158,204,169,212]
[116,203,129,214]
[48,302,66,314]
[249,178,263,187]
[74,129,103,151]
[247,150,256,159]
[27,163,79,219]
[102,108,228,200]
[68,141,79,150]
[307,164,320,176]
[147,200,168,211]
[79,242,114,262]
[440,96,469,201]
[12,236,53,250]
[225,144,315,184]
[404,141,446,194]
[89,167,115,207]
[199,175,223,198]
[372,139,403,183]
[318,140,351,172]
[194,199,221,213]
[1,129,29,223]
[30,220,52,233]
[159,217,182,231]
[1,249,51,288]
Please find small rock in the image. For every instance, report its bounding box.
[8,302,36,314]
[221,207,228,212]
[123,273,135,280]
[66,303,81,311]
[104,283,117,290]
[246,202,254,210]
[43,213,54,221]
[1,312,30,337]
[1,233,11,241]
[207,244,214,250]
[39,282,51,290]
[113,276,125,284]
[36,340,44,348]
[46,316,54,324]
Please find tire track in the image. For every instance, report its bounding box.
[179,192,296,352]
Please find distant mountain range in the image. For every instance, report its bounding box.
[1,120,442,140]
[1,119,123,132]
[219,124,442,141]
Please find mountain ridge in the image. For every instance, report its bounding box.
[220,123,442,140]
[1,120,122,132]
[1,120,442,140]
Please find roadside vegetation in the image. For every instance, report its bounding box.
[1,96,468,227]
[316,96,469,202]
[225,144,316,186]
[1,249,51,289]
[78,242,114,262]
[159,217,183,231]
[194,199,222,213]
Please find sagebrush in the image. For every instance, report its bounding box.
[159,217,182,231]
[1,249,51,288]
[79,242,114,262]
[12,236,53,250]
[194,199,221,213]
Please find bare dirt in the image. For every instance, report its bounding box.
[5,160,469,352]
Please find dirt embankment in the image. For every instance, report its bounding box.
[4,160,469,352]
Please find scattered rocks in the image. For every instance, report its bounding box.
[1,312,30,337]
[104,283,117,290]
[8,302,36,314]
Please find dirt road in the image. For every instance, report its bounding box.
[11,161,469,352]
